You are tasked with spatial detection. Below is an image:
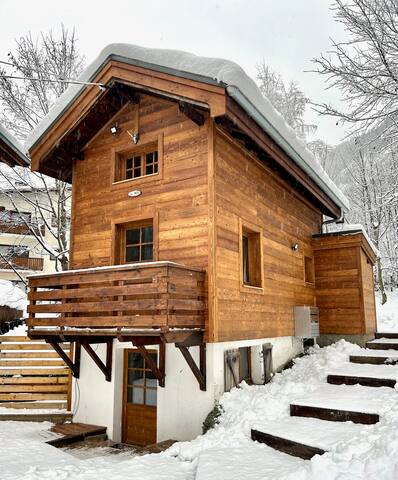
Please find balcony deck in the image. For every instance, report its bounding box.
[27,261,206,340]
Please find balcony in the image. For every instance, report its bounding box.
[0,256,44,271]
[27,262,206,338]
[0,221,45,236]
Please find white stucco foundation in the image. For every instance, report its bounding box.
[71,335,302,443]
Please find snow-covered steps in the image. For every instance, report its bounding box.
[375,332,398,339]
[327,362,398,388]
[290,384,388,424]
[251,417,364,460]
[350,350,398,365]
[366,338,398,350]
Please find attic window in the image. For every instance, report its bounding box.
[115,142,158,182]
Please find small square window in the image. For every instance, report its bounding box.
[117,220,154,264]
[115,143,158,182]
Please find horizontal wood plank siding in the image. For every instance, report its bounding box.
[71,95,209,271]
[312,233,376,335]
[213,128,321,342]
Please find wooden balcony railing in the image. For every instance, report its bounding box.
[27,262,206,333]
[0,221,45,236]
[0,256,44,271]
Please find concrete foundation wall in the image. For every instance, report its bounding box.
[71,335,303,443]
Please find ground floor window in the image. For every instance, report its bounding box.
[116,220,154,264]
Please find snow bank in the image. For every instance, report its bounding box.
[25,43,349,213]
[377,290,398,333]
[0,279,27,312]
[5,340,398,479]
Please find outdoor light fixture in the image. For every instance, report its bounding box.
[110,123,119,136]
[127,130,140,144]
[291,243,299,252]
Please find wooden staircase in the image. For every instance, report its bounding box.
[251,332,398,460]
[0,335,72,420]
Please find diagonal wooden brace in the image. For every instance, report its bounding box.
[81,340,113,382]
[176,343,206,391]
[48,340,81,379]
[133,341,165,388]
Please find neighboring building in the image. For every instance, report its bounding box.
[0,124,63,288]
[25,44,377,446]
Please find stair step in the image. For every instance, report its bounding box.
[350,355,398,365]
[375,332,398,339]
[0,412,72,423]
[290,384,387,424]
[47,422,107,447]
[326,363,398,388]
[251,417,364,460]
[366,338,398,350]
[327,374,396,388]
[251,429,325,460]
[290,404,379,424]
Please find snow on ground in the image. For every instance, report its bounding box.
[0,279,27,312]
[377,290,398,332]
[3,340,398,479]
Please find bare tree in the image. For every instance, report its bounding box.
[312,0,398,143]
[0,26,84,273]
[257,61,317,139]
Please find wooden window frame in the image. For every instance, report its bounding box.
[111,212,159,265]
[111,133,164,190]
[303,255,315,286]
[238,218,264,294]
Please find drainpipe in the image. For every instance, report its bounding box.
[321,210,345,234]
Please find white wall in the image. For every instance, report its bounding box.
[71,335,303,443]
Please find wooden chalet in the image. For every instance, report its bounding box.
[25,44,377,445]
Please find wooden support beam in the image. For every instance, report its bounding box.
[176,343,206,391]
[47,341,80,378]
[81,341,113,382]
[179,102,205,126]
[133,341,165,388]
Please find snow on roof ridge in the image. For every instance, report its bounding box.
[0,123,30,166]
[25,43,349,211]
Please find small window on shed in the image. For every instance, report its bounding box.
[304,256,315,284]
[240,223,263,289]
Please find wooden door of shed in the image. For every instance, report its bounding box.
[122,349,157,446]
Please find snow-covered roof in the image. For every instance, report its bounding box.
[25,43,349,213]
[0,124,30,167]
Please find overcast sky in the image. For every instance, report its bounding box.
[0,0,348,144]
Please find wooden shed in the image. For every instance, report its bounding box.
[312,229,377,343]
